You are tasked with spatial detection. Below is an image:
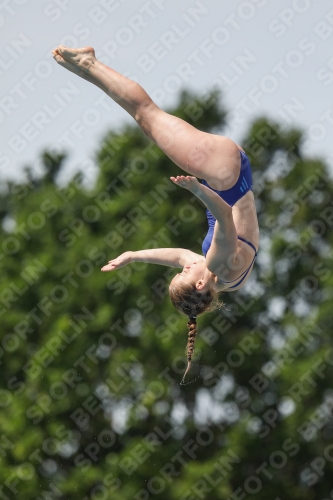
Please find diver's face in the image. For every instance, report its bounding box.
[171,261,210,288]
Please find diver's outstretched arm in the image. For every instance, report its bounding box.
[101,248,202,272]
[170,175,238,271]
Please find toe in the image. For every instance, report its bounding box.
[53,53,66,66]
[57,45,69,56]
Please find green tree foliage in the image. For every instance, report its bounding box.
[0,89,333,499]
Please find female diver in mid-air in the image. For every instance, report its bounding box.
[52,46,259,383]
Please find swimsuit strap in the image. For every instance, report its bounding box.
[217,236,258,287]
[237,235,258,255]
[221,258,256,288]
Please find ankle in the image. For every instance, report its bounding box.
[85,59,96,73]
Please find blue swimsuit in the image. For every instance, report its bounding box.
[201,150,258,289]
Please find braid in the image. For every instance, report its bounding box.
[181,316,197,384]
[169,280,225,384]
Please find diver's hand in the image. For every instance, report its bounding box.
[170,175,201,194]
[101,251,132,272]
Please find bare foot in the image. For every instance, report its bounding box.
[52,48,107,92]
[52,49,89,78]
[55,46,96,73]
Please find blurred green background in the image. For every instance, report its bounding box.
[1,90,333,500]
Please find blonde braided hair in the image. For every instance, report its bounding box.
[169,282,224,383]
[181,315,197,384]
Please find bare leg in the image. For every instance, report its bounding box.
[54,46,151,119]
[53,45,241,189]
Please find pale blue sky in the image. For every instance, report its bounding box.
[1,0,333,185]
